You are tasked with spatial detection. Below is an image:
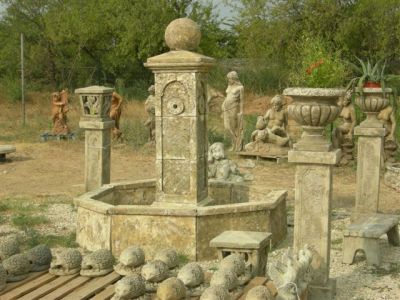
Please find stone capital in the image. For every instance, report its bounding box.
[288,149,341,165]
[144,50,215,73]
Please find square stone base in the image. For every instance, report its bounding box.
[308,278,336,300]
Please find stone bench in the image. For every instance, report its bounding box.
[0,145,16,162]
[342,214,400,266]
[210,230,272,277]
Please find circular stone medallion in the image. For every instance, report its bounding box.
[167,98,185,115]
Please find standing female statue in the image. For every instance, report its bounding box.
[221,71,244,151]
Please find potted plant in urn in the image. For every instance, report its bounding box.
[346,58,399,128]
[284,36,347,151]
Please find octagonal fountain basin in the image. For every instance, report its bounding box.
[74,179,287,261]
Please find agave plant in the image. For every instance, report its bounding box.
[346,57,387,91]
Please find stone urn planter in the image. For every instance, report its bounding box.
[283,88,345,151]
[355,88,391,127]
[75,85,113,118]
[384,163,400,192]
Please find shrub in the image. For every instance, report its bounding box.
[288,35,349,88]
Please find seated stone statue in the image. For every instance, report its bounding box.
[110,91,123,140]
[378,105,398,163]
[333,91,357,165]
[244,95,290,154]
[51,89,70,135]
[208,142,243,183]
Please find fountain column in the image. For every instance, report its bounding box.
[145,18,215,206]
[75,86,114,192]
[283,88,344,300]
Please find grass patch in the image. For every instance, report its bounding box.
[0,197,41,213]
[178,254,189,265]
[11,214,49,228]
[24,229,78,248]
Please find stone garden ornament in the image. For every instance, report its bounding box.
[80,249,115,277]
[110,91,123,140]
[114,245,145,276]
[49,248,82,275]
[222,71,244,152]
[111,275,149,300]
[208,142,244,182]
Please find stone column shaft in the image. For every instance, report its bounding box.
[80,120,114,192]
[289,149,340,286]
[354,126,385,218]
[75,86,114,192]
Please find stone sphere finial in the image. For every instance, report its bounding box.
[165,18,201,51]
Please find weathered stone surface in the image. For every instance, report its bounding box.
[0,264,6,291]
[76,207,111,251]
[208,143,244,182]
[245,286,274,300]
[343,214,400,266]
[2,254,31,282]
[81,249,114,277]
[110,92,123,140]
[49,248,82,276]
[114,246,145,276]
[384,163,400,192]
[0,145,16,162]
[200,286,230,300]
[25,244,52,272]
[0,235,19,262]
[154,249,179,270]
[141,260,169,283]
[156,277,186,300]
[211,231,271,278]
[165,18,201,51]
[354,127,385,215]
[177,262,204,287]
[77,86,114,192]
[111,275,146,300]
[210,269,238,291]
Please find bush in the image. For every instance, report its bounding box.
[288,35,349,88]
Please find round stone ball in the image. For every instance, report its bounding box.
[165,18,201,51]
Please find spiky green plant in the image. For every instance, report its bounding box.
[346,57,387,91]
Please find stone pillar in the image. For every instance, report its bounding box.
[352,88,389,220]
[354,127,385,217]
[75,86,114,192]
[284,88,344,300]
[145,18,215,206]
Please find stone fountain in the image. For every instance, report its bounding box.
[74,18,287,261]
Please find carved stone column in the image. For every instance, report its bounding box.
[145,18,215,206]
[284,88,344,300]
[75,86,114,192]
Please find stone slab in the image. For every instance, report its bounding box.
[0,145,16,154]
[344,214,400,238]
[209,231,272,249]
[288,149,341,165]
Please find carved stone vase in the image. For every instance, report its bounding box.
[355,87,391,128]
[283,88,345,151]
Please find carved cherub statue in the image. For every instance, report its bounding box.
[244,95,290,153]
[208,142,243,182]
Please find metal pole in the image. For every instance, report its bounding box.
[21,33,25,126]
